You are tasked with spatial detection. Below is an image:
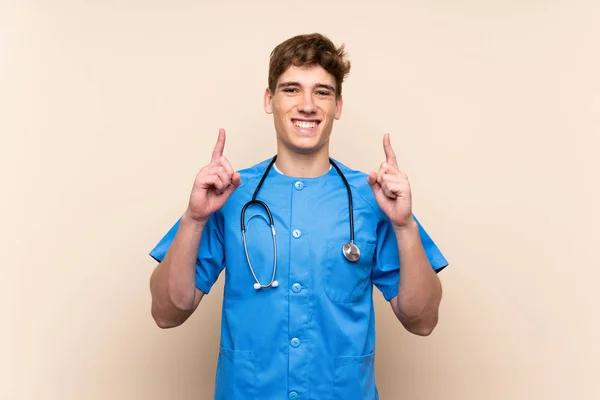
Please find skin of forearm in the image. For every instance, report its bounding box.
[393,219,442,335]
[150,212,206,326]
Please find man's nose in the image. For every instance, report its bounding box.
[298,93,316,113]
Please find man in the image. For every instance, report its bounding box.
[149,33,448,400]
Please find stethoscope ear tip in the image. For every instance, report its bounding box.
[253,281,278,289]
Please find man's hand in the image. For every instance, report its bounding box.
[367,134,414,229]
[186,128,242,222]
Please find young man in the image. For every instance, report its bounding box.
[149,33,448,400]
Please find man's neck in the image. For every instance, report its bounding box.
[274,144,331,178]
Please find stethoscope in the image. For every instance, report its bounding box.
[240,155,360,290]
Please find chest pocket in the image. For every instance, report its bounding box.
[323,240,376,303]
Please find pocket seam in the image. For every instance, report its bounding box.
[334,352,376,366]
[215,347,257,400]
[333,352,376,400]
[219,346,256,361]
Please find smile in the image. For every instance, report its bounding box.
[292,119,320,129]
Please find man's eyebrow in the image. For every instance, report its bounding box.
[278,81,300,88]
[278,81,336,93]
[315,83,336,92]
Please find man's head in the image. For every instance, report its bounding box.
[264,33,351,156]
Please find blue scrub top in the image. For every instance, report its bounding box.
[150,157,448,400]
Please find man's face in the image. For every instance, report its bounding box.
[264,64,343,155]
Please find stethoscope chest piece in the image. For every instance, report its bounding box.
[343,242,361,262]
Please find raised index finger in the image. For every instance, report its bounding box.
[211,128,226,162]
[383,133,398,167]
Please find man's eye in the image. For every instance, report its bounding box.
[317,91,331,96]
[283,88,298,93]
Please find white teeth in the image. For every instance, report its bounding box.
[294,120,317,129]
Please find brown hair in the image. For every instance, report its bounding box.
[268,33,351,98]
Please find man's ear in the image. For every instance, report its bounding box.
[264,88,273,114]
[334,95,343,120]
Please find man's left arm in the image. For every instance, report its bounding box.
[367,133,444,336]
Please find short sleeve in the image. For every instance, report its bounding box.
[371,215,449,302]
[149,212,226,295]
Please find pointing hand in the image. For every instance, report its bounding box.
[367,134,414,229]
[186,128,242,222]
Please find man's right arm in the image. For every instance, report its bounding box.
[149,128,241,329]
[149,211,207,329]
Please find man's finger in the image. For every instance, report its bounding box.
[381,180,399,199]
[211,128,226,162]
[216,166,231,193]
[201,174,224,192]
[383,134,398,167]
[219,156,235,178]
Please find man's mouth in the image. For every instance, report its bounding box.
[292,119,320,129]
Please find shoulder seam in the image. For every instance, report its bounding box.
[237,160,272,190]
[330,159,382,217]
[348,179,384,219]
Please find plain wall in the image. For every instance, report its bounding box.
[2,0,599,399]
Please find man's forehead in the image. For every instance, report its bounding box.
[277,65,336,87]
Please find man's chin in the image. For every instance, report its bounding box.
[279,138,327,155]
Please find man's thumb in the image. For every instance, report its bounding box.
[367,172,378,187]
[231,172,242,189]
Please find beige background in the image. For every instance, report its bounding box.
[2,0,599,399]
